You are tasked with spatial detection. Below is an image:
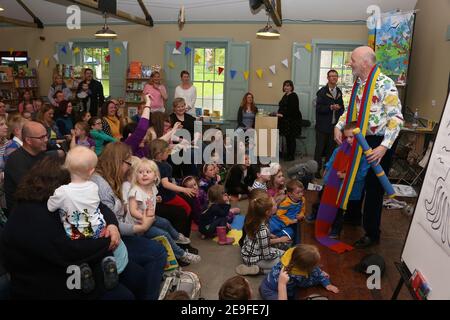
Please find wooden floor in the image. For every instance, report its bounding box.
[297,190,414,300]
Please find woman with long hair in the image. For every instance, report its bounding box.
[101,100,122,140]
[237,92,258,130]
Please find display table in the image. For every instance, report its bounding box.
[254,115,278,158]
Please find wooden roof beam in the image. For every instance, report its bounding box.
[137,0,154,27]
[64,0,153,27]
[0,15,41,28]
[16,0,44,28]
[263,0,282,27]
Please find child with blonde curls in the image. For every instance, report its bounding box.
[127,158,200,265]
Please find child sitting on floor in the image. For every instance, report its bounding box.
[237,193,289,276]
[199,164,219,193]
[323,121,370,238]
[70,121,95,151]
[259,244,339,300]
[89,116,117,155]
[267,167,286,206]
[218,276,252,300]
[225,153,254,199]
[199,184,240,244]
[149,139,196,217]
[180,176,203,226]
[128,157,200,265]
[251,164,271,191]
[269,180,306,244]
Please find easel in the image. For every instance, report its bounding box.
[391,262,419,300]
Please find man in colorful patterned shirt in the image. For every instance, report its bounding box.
[334,46,404,248]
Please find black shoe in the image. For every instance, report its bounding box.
[354,236,379,249]
[79,263,96,294]
[178,260,190,267]
[102,257,119,290]
[185,244,199,255]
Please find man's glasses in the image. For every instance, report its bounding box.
[28,134,48,141]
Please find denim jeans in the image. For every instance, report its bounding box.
[144,226,185,258]
[122,235,167,300]
[152,216,179,240]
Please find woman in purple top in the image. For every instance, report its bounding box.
[124,96,151,158]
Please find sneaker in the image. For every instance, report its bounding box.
[235,264,260,276]
[179,252,201,264]
[79,263,95,294]
[182,244,199,255]
[175,233,191,245]
[102,257,119,290]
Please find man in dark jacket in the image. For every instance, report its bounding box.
[77,68,105,117]
[314,70,344,176]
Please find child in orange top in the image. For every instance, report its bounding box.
[269,180,305,244]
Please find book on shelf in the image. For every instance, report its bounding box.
[15,78,38,88]
[128,61,152,79]
[0,66,14,82]
[17,66,37,78]
[125,92,143,103]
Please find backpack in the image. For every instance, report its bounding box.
[158,269,201,300]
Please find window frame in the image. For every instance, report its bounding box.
[188,42,227,116]
[75,44,110,97]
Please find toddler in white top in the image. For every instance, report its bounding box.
[47,146,128,278]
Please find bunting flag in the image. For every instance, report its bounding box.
[53,53,59,63]
[194,53,202,64]
[168,60,176,69]
[281,58,289,68]
[68,42,73,50]
[73,47,80,54]
[243,71,249,80]
[172,48,182,55]
[35,59,40,68]
[294,50,301,60]
[123,41,128,50]
[114,47,122,55]
[218,67,224,76]
[105,55,111,63]
[44,58,49,66]
[230,70,237,79]
[304,43,312,53]
[256,69,263,79]
[185,47,192,55]
[61,46,67,54]
[8,48,14,55]
[176,41,182,50]
[269,65,276,75]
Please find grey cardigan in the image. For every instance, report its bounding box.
[91,173,135,236]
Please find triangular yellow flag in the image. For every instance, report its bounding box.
[256,69,263,79]
[44,58,49,66]
[8,48,14,55]
[243,71,249,80]
[305,43,312,52]
[114,47,122,55]
[168,61,176,69]
[73,47,80,54]
[194,53,201,64]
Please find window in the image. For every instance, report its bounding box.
[82,48,110,97]
[193,47,225,116]
[318,50,354,106]
[0,51,28,72]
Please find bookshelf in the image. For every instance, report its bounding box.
[125,78,150,104]
[55,64,83,95]
[0,66,39,109]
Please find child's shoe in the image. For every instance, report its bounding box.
[79,263,95,294]
[179,252,201,264]
[102,257,119,290]
[175,233,191,245]
[235,264,260,276]
[216,226,234,245]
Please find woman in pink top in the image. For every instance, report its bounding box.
[143,71,168,113]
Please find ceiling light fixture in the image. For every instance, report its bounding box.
[256,11,280,38]
[95,12,117,39]
[0,7,4,12]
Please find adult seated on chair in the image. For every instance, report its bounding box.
[314,69,344,177]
